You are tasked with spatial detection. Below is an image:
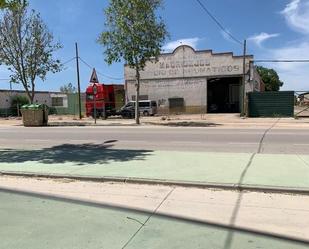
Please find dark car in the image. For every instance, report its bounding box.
[118,105,135,119]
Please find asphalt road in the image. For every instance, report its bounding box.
[1,126,309,154]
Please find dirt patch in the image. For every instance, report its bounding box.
[145,121,221,127]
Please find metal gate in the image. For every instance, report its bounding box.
[248,91,294,117]
[295,91,309,118]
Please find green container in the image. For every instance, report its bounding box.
[21,104,44,110]
[21,104,49,126]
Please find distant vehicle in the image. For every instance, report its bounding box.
[121,100,157,116]
[118,104,135,119]
[86,83,118,119]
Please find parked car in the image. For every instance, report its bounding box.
[118,105,135,119]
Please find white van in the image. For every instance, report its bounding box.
[122,100,157,116]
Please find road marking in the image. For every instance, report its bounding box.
[25,139,50,142]
[229,142,259,145]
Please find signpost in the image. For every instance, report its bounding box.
[92,84,97,124]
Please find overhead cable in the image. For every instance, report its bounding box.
[195,0,243,45]
[78,57,124,81]
[254,59,309,63]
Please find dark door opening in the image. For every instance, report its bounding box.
[169,98,185,113]
[207,77,241,113]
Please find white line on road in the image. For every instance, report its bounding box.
[229,142,259,145]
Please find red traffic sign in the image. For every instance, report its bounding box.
[90,68,99,83]
[92,83,98,94]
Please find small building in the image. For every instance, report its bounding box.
[125,45,263,114]
[0,89,86,116]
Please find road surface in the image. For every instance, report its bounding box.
[1,125,309,154]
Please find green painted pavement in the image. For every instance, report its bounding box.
[244,154,309,189]
[0,191,147,249]
[0,149,309,190]
[125,216,308,249]
[0,191,307,249]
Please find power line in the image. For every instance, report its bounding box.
[254,59,309,63]
[195,0,243,45]
[62,57,76,65]
[78,57,124,81]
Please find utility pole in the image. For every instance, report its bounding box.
[242,39,247,117]
[75,42,82,119]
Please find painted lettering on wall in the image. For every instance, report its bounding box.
[125,46,247,80]
[153,65,240,77]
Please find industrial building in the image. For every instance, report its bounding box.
[125,45,263,114]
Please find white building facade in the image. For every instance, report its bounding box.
[125,45,263,114]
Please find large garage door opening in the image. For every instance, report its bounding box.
[207,77,241,113]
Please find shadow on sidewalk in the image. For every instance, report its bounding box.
[0,143,153,166]
[1,188,308,249]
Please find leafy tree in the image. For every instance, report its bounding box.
[0,1,62,103]
[60,83,76,94]
[0,0,16,9]
[256,66,283,91]
[0,0,25,10]
[98,0,168,124]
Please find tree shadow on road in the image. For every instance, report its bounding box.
[0,143,153,166]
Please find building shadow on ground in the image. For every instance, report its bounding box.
[0,143,153,165]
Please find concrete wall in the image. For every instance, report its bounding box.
[0,90,87,116]
[125,45,261,114]
[125,45,252,80]
[0,90,51,108]
[126,77,207,114]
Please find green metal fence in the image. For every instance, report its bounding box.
[248,91,295,117]
[49,93,86,116]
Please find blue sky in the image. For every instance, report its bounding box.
[0,0,309,91]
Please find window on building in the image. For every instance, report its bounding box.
[51,97,64,107]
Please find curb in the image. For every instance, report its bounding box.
[47,123,139,127]
[1,171,309,195]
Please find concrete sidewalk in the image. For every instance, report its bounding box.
[0,177,309,249]
[2,188,308,249]
[0,149,309,193]
[1,114,309,129]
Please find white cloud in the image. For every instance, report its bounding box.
[248,32,280,47]
[270,42,309,69]
[261,42,309,90]
[281,0,309,34]
[162,38,202,52]
[251,0,309,90]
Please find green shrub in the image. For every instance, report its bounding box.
[10,95,30,116]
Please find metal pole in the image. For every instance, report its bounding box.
[75,42,82,119]
[242,39,247,117]
[103,99,106,119]
[94,93,97,124]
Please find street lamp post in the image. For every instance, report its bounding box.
[92,84,97,124]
